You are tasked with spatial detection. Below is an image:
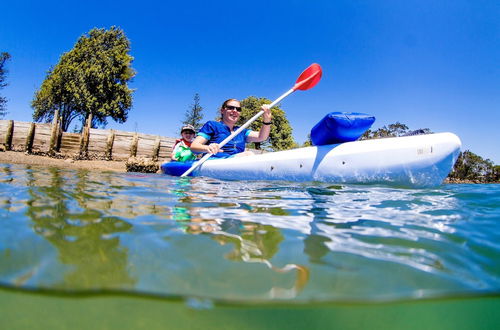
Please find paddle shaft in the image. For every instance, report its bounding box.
[180,87,295,177]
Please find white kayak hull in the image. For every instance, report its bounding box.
[163,133,461,187]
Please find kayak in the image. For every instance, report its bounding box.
[161,132,461,187]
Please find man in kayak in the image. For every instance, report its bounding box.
[190,99,272,158]
[171,124,197,162]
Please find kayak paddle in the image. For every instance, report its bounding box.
[180,63,323,177]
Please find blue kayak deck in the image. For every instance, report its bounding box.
[161,161,196,176]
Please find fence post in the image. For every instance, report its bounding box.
[56,115,62,150]
[79,113,92,157]
[4,120,14,150]
[130,133,138,158]
[152,136,161,161]
[105,129,115,160]
[25,122,36,153]
[49,110,59,154]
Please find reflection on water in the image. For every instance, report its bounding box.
[1,163,500,304]
[24,167,135,290]
[0,164,309,301]
[166,178,309,299]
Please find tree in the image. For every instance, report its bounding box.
[238,96,296,151]
[302,134,312,147]
[0,52,11,118]
[449,150,499,182]
[361,122,431,140]
[32,27,135,131]
[361,122,409,139]
[182,93,204,131]
[493,166,500,182]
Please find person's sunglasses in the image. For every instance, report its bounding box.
[225,105,242,112]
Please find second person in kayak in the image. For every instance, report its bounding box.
[190,99,272,158]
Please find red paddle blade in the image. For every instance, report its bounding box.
[293,63,322,91]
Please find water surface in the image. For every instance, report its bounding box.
[1,163,499,328]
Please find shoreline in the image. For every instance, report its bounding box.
[443,177,498,184]
[0,150,128,172]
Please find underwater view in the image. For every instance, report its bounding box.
[1,163,500,329]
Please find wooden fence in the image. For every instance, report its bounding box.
[0,113,176,161]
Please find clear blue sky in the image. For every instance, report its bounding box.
[1,0,499,163]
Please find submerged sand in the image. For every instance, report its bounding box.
[0,151,127,172]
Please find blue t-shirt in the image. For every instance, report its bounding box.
[197,120,251,158]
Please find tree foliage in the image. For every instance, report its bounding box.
[361,122,432,139]
[0,52,11,118]
[32,27,135,131]
[448,150,499,183]
[238,96,297,151]
[182,93,204,131]
[302,134,312,147]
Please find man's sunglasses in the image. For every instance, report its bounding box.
[225,105,242,112]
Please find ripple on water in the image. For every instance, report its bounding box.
[0,164,499,303]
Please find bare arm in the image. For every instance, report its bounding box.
[190,135,221,155]
[246,104,272,143]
